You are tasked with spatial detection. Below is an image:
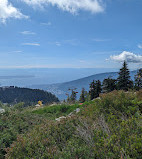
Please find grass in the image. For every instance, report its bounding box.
[32,104,83,120]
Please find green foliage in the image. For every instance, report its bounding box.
[0,106,46,159]
[13,102,25,110]
[117,61,133,90]
[79,88,86,103]
[99,91,139,114]
[89,80,96,100]
[103,77,117,93]
[89,80,102,100]
[33,104,83,119]
[1,91,142,159]
[66,90,77,104]
[70,90,77,103]
[95,80,102,97]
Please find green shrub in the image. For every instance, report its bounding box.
[2,91,142,159]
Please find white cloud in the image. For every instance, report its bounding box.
[20,31,36,35]
[110,51,142,63]
[22,0,104,14]
[41,22,51,26]
[0,0,28,23]
[138,44,142,49]
[22,43,40,46]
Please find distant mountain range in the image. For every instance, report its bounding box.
[29,70,137,100]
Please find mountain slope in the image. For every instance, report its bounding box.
[29,70,137,100]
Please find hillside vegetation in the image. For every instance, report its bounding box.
[0,90,142,159]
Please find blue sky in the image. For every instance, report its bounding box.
[0,0,142,70]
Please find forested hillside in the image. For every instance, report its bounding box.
[0,86,59,105]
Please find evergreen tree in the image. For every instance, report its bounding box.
[89,80,102,100]
[117,61,133,91]
[95,80,102,98]
[79,88,85,103]
[103,77,116,93]
[89,80,96,100]
[70,90,77,103]
[134,68,142,90]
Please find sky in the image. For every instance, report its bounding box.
[0,0,142,70]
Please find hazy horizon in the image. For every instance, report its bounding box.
[0,68,120,86]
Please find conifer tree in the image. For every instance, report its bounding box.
[103,77,116,93]
[89,80,96,100]
[95,80,102,98]
[70,90,77,103]
[89,80,102,100]
[134,68,142,90]
[79,88,85,103]
[117,61,133,91]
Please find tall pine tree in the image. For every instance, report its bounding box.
[89,80,96,100]
[95,80,102,98]
[79,88,85,103]
[89,80,102,100]
[117,61,133,91]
